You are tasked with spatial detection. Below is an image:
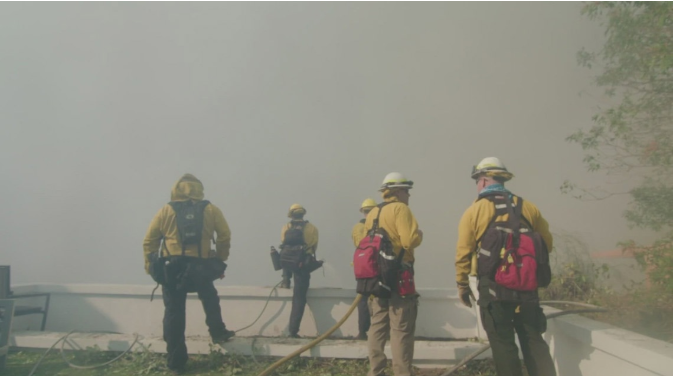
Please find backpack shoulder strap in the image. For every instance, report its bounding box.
[372,202,388,231]
[365,202,389,240]
[505,195,519,232]
[504,195,523,250]
[197,200,211,211]
[167,201,187,255]
[195,200,210,258]
[513,196,534,230]
[475,194,509,246]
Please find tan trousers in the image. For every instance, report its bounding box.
[367,293,418,376]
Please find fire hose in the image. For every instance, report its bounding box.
[255,293,363,376]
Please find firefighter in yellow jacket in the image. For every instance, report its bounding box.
[365,173,422,376]
[143,174,234,374]
[280,203,319,338]
[352,198,377,340]
[455,158,556,376]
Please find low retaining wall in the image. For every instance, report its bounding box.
[9,283,673,375]
[544,306,673,376]
[10,284,477,339]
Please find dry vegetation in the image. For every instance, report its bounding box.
[4,349,504,376]
[542,233,673,343]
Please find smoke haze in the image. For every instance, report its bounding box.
[0,2,651,288]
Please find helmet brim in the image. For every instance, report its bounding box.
[378,181,414,192]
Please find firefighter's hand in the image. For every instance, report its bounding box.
[458,284,475,308]
[219,274,225,280]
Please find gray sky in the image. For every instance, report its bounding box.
[0,2,652,288]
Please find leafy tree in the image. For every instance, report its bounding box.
[567,2,673,289]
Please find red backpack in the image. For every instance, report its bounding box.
[495,225,540,291]
[476,194,551,302]
[353,203,404,298]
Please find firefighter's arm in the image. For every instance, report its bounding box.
[213,206,232,261]
[455,207,476,286]
[352,223,365,247]
[396,205,421,251]
[305,224,319,255]
[531,207,553,253]
[143,209,164,274]
[280,223,289,245]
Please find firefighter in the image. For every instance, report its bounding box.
[280,204,319,338]
[143,174,234,374]
[365,173,422,376]
[352,198,377,340]
[455,157,556,376]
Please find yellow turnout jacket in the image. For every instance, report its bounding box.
[143,174,231,273]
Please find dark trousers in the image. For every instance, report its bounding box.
[288,269,311,336]
[479,301,556,376]
[162,281,228,370]
[282,268,293,281]
[358,293,371,335]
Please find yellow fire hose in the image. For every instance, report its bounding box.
[256,293,363,376]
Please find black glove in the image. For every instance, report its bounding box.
[458,283,476,308]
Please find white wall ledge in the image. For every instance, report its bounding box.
[544,305,673,376]
[12,284,461,300]
[8,284,673,375]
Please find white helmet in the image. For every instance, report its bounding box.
[471,157,513,181]
[379,172,414,191]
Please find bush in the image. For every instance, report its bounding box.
[540,233,673,343]
[540,232,610,303]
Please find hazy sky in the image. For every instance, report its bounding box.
[0,2,652,288]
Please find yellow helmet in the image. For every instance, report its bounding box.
[360,198,377,212]
[471,157,514,182]
[287,203,306,218]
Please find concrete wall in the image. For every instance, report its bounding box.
[544,306,673,376]
[10,284,673,375]
[10,284,478,339]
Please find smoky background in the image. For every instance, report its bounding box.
[0,2,651,288]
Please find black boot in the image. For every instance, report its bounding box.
[212,329,235,344]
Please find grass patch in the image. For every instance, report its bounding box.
[4,349,369,376]
[3,347,502,376]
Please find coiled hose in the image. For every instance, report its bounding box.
[438,300,608,376]
[255,294,363,376]
[26,330,142,376]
